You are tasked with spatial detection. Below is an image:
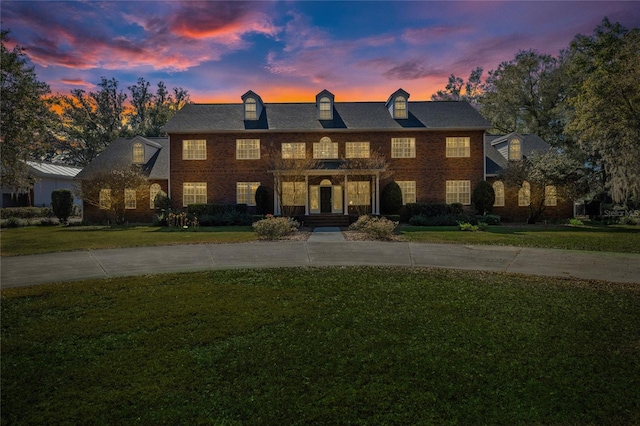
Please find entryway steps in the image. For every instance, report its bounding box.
[303,215,350,228]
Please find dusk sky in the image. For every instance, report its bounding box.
[3,1,639,103]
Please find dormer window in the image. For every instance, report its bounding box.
[316,90,334,120]
[386,89,409,119]
[132,142,144,163]
[508,138,522,161]
[241,90,264,121]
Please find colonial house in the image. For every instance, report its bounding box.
[485,132,574,222]
[76,89,572,224]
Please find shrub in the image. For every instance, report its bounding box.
[0,207,52,219]
[568,218,585,226]
[39,217,60,226]
[458,222,479,232]
[477,214,501,225]
[381,181,403,214]
[255,185,271,215]
[409,214,475,226]
[51,189,74,224]
[253,216,299,240]
[350,215,398,240]
[471,180,495,215]
[1,217,25,228]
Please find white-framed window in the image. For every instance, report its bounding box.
[99,189,111,210]
[347,181,371,206]
[345,142,370,159]
[518,181,531,206]
[509,139,522,161]
[245,97,257,120]
[236,182,260,206]
[282,181,307,206]
[446,137,470,158]
[396,181,416,205]
[391,138,415,158]
[132,142,144,163]
[183,140,206,160]
[446,180,471,205]
[394,96,408,119]
[545,185,557,206]
[313,137,338,159]
[149,183,161,209]
[125,189,137,209]
[282,143,306,159]
[493,181,505,207]
[183,182,207,207]
[236,139,260,160]
[319,96,332,120]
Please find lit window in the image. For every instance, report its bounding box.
[236,139,260,160]
[313,137,338,159]
[149,183,161,209]
[518,181,531,206]
[319,97,332,120]
[99,189,111,210]
[237,182,260,206]
[446,137,470,158]
[446,180,471,205]
[183,140,206,160]
[509,139,521,161]
[245,98,257,120]
[345,142,370,159]
[125,189,137,209]
[391,138,415,158]
[132,142,144,163]
[396,181,416,205]
[347,181,371,206]
[282,143,306,159]
[282,182,307,206]
[545,185,557,206]
[493,181,505,207]
[183,182,207,207]
[394,96,407,119]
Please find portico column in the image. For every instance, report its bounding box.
[274,176,281,216]
[375,173,380,215]
[344,174,349,215]
[305,175,309,216]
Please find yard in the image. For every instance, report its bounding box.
[2,267,639,424]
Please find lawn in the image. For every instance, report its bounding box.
[2,267,639,425]
[0,225,257,256]
[401,223,640,253]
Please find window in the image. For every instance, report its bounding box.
[313,137,338,159]
[245,98,257,120]
[446,180,471,205]
[545,185,557,206]
[282,143,306,159]
[394,96,407,119]
[396,181,416,205]
[183,140,206,160]
[125,189,136,209]
[391,138,415,158]
[237,182,260,206]
[149,183,161,209]
[319,97,332,120]
[345,142,370,159]
[282,182,307,206]
[183,182,207,206]
[509,139,521,161]
[446,137,470,158]
[348,181,371,206]
[518,181,531,206]
[99,189,111,210]
[236,139,260,159]
[132,142,144,163]
[493,181,505,207]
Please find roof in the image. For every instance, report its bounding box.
[26,161,82,179]
[485,132,551,175]
[163,100,491,133]
[76,136,169,180]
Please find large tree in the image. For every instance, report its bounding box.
[127,79,190,137]
[565,18,640,205]
[431,67,484,108]
[0,30,57,193]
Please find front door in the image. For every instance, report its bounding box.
[320,186,332,213]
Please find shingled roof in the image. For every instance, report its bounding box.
[485,132,552,176]
[163,100,491,133]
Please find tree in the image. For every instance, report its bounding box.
[1,30,57,194]
[51,189,74,224]
[267,148,321,217]
[471,180,495,215]
[380,181,403,215]
[127,79,191,137]
[431,67,484,108]
[565,18,640,205]
[254,185,271,215]
[76,166,148,224]
[339,150,392,216]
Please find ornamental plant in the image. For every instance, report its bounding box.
[252,215,299,240]
[349,215,398,240]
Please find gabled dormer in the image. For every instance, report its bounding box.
[316,89,334,120]
[130,135,163,165]
[489,132,524,162]
[241,90,264,121]
[385,88,409,119]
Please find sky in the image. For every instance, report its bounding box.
[2,1,639,104]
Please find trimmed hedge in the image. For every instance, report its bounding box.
[0,207,52,219]
[409,214,501,227]
[403,203,464,222]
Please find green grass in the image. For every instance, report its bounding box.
[2,267,639,425]
[0,225,257,256]
[401,224,640,253]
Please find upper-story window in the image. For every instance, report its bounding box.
[394,96,408,119]
[345,142,370,159]
[236,139,261,159]
[313,137,338,159]
[446,137,470,158]
[282,143,306,159]
[183,140,206,160]
[509,139,522,161]
[132,142,144,163]
[244,98,257,120]
[391,137,415,158]
[319,97,332,120]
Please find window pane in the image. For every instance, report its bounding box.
[446,137,470,158]
[391,138,415,158]
[282,143,306,159]
[394,96,407,119]
[509,139,521,161]
[493,181,505,207]
[150,183,161,209]
[346,142,370,159]
[183,140,206,160]
[183,183,207,206]
[397,181,416,205]
[245,98,257,120]
[237,139,260,159]
[313,137,338,159]
[133,143,144,163]
[125,189,136,209]
[446,180,470,205]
